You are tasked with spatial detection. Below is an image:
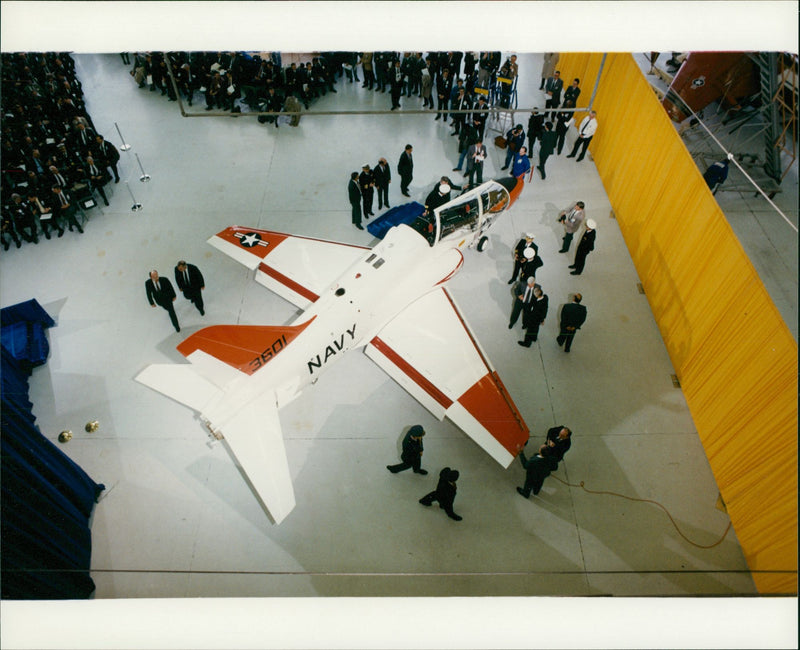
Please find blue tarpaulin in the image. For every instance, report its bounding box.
[367,201,425,239]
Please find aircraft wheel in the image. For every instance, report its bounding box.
[477,236,489,252]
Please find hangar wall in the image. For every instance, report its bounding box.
[558,52,798,594]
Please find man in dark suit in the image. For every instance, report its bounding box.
[373,158,391,210]
[508,233,538,284]
[387,425,427,474]
[519,286,548,347]
[389,60,404,110]
[359,165,375,219]
[146,270,180,332]
[419,467,462,521]
[465,139,487,188]
[527,108,545,157]
[174,260,205,316]
[50,185,83,233]
[83,155,110,206]
[348,172,363,230]
[509,276,538,330]
[544,70,564,117]
[517,444,559,498]
[545,426,572,462]
[397,144,413,197]
[435,67,452,121]
[570,220,597,275]
[537,121,557,179]
[93,134,120,182]
[557,293,587,352]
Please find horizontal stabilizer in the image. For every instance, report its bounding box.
[216,394,296,524]
[177,321,313,376]
[135,364,221,412]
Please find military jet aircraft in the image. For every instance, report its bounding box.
[136,178,529,524]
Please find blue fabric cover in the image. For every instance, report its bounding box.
[367,201,425,239]
[1,301,104,599]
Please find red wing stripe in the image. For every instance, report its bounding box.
[370,337,453,409]
[258,262,320,303]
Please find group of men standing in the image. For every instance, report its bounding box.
[348,156,396,230]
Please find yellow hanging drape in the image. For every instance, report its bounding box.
[558,52,798,594]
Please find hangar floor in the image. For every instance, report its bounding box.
[3,52,792,599]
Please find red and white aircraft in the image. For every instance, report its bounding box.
[136,178,529,524]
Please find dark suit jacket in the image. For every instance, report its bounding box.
[546,425,571,461]
[348,179,361,206]
[560,302,587,333]
[528,294,549,325]
[146,277,176,307]
[539,130,557,157]
[373,163,391,188]
[576,228,596,254]
[397,151,413,178]
[174,263,204,295]
[95,139,120,165]
[545,76,564,103]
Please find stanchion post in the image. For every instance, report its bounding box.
[125,181,142,211]
[114,122,131,151]
[135,153,151,182]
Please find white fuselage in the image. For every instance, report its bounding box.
[200,225,464,427]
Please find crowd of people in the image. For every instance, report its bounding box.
[2,52,120,250]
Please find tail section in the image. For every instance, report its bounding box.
[177,320,314,376]
[135,361,296,524]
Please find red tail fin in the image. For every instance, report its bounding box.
[177,319,314,375]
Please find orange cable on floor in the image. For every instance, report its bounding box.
[549,474,733,549]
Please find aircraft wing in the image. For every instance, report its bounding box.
[365,288,529,467]
[208,226,369,310]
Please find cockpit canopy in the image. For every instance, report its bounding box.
[410,179,517,246]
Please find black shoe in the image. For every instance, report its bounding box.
[570,271,580,275]
[176,326,181,332]
[568,265,576,268]
[453,168,461,171]
[355,224,364,230]
[114,177,120,184]
[507,278,515,284]
[402,191,410,197]
[414,469,428,475]
[508,323,513,329]
[104,200,109,206]
[566,154,575,158]
[78,227,84,234]
[558,249,568,253]
[518,341,531,347]
[200,309,205,316]
[576,157,584,162]
[517,487,529,498]
[463,172,469,177]
[434,115,440,120]
[449,514,463,521]
[391,106,398,111]
[500,165,508,170]
[419,499,431,506]
[387,465,400,473]
[57,230,64,237]
[45,233,51,240]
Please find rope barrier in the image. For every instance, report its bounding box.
[549,473,733,549]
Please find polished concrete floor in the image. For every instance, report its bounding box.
[4,52,792,602]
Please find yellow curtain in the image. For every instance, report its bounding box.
[558,53,798,594]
